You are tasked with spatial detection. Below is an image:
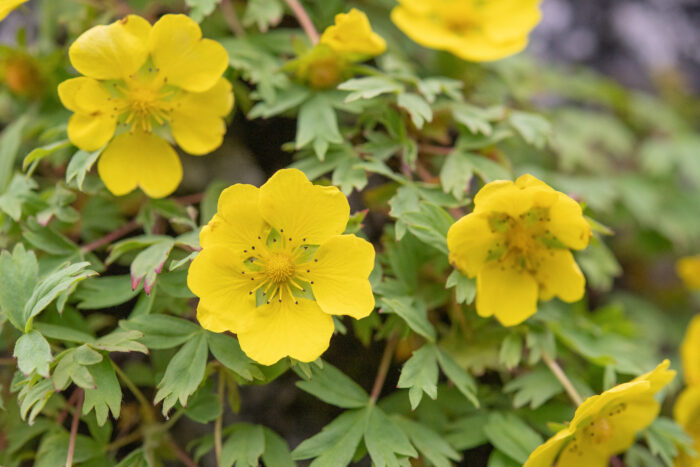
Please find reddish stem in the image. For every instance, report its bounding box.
[80,220,140,253]
[65,389,84,467]
[284,0,319,44]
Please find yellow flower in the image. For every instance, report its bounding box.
[58,14,232,198]
[674,386,700,467]
[391,0,542,62]
[187,169,376,365]
[0,0,27,21]
[525,360,676,467]
[291,9,386,89]
[677,256,700,290]
[682,315,700,386]
[447,174,591,326]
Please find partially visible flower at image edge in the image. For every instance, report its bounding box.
[677,255,700,291]
[524,360,676,467]
[187,168,376,365]
[0,0,27,21]
[391,0,542,62]
[289,8,386,89]
[674,386,700,467]
[58,14,232,198]
[447,174,591,326]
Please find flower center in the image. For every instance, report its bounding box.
[119,78,174,132]
[506,220,535,254]
[264,252,296,284]
[586,417,613,445]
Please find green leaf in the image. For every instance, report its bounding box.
[52,345,103,390]
[248,84,310,119]
[0,244,39,330]
[185,0,219,22]
[292,408,366,466]
[66,149,101,191]
[296,94,343,160]
[24,262,97,330]
[18,378,53,423]
[575,235,622,292]
[338,76,403,102]
[155,332,208,416]
[0,174,37,221]
[380,296,436,341]
[503,365,563,409]
[397,93,433,129]
[446,269,476,305]
[645,417,696,467]
[221,423,265,467]
[482,412,542,464]
[13,330,52,377]
[34,322,94,343]
[185,383,222,424]
[262,428,296,467]
[488,450,521,467]
[22,139,71,170]
[440,150,509,201]
[207,331,263,381]
[242,0,284,32]
[83,358,122,426]
[34,432,101,467]
[446,413,490,450]
[295,359,369,408]
[119,314,201,349]
[92,329,149,354]
[364,406,417,467]
[0,115,27,192]
[453,103,504,136]
[397,345,438,410]
[509,110,551,148]
[131,238,175,295]
[394,416,460,467]
[398,202,453,253]
[436,347,479,408]
[499,333,523,370]
[75,275,141,309]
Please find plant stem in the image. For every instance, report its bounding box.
[65,389,84,467]
[542,351,583,406]
[104,429,143,452]
[80,220,140,253]
[167,438,197,467]
[215,371,225,465]
[370,333,399,404]
[284,0,319,44]
[111,360,154,422]
[611,456,625,467]
[220,0,246,37]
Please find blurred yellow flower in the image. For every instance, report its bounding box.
[447,174,591,326]
[187,169,375,365]
[682,315,700,386]
[525,360,676,467]
[291,8,386,89]
[674,386,700,467]
[0,0,27,21]
[677,255,700,290]
[391,0,541,62]
[58,14,232,198]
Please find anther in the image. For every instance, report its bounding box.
[306,269,310,273]
[314,259,318,262]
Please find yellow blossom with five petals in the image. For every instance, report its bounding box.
[447,174,591,326]
[187,169,376,365]
[58,14,232,198]
[0,0,27,22]
[524,360,676,467]
[391,0,541,62]
[677,255,700,291]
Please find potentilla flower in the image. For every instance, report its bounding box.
[289,9,386,89]
[524,360,676,467]
[682,315,700,386]
[0,0,27,21]
[187,169,376,365]
[674,386,700,467]
[677,255,700,291]
[447,174,591,326]
[391,0,542,62]
[58,14,232,198]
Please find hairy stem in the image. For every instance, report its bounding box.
[370,333,399,403]
[65,389,84,467]
[284,0,319,44]
[542,351,583,406]
[220,0,246,37]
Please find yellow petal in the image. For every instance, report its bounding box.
[0,0,28,21]
[170,77,233,155]
[476,261,538,326]
[58,77,89,112]
[320,8,386,57]
[677,255,700,290]
[632,359,676,393]
[236,298,334,365]
[523,428,574,467]
[480,0,542,43]
[149,14,229,92]
[447,212,500,277]
[600,394,660,454]
[306,234,375,319]
[548,195,591,250]
[61,78,118,150]
[258,168,350,245]
[534,249,585,302]
[682,315,700,385]
[67,113,116,152]
[674,386,700,430]
[199,183,267,253]
[553,439,611,467]
[97,131,182,198]
[69,15,150,80]
[187,245,260,334]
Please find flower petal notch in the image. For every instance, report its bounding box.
[524,360,676,467]
[59,14,233,198]
[447,174,591,326]
[391,0,542,62]
[187,168,376,365]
